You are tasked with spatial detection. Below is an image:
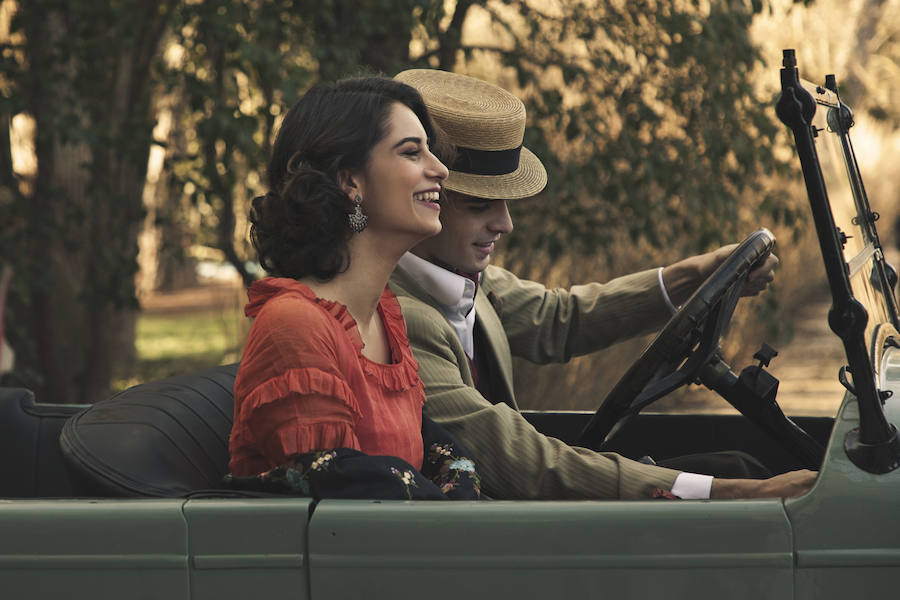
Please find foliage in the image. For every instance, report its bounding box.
[415,0,799,263]
[0,0,802,402]
[164,0,801,284]
[161,0,316,288]
[756,0,900,127]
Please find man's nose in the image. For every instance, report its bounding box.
[489,201,514,234]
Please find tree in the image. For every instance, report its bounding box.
[0,0,177,403]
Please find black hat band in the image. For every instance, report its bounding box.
[451,145,522,176]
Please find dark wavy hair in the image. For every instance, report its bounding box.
[250,77,438,280]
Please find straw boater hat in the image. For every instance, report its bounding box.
[395,69,547,200]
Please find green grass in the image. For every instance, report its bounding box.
[113,307,246,392]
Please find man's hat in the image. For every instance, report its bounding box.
[395,69,547,200]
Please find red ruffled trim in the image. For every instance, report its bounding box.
[362,288,423,393]
[359,359,425,396]
[237,366,361,428]
[246,278,362,349]
[243,278,423,394]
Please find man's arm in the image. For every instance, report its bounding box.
[484,266,673,365]
[710,469,816,499]
[397,297,682,499]
[487,245,777,366]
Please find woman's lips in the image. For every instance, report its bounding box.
[414,196,441,211]
[414,190,441,211]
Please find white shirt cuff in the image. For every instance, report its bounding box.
[657,267,678,314]
[670,472,713,499]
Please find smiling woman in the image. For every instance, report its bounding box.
[341,102,445,245]
[227,76,481,501]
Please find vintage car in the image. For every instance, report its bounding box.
[2,50,898,599]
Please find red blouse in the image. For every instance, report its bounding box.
[228,278,426,476]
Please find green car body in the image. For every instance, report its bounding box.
[2,52,899,599]
[2,402,895,600]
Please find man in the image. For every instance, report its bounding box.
[390,68,814,500]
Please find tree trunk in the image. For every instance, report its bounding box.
[437,0,474,70]
[11,1,175,403]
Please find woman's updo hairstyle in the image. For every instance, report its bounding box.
[250,77,437,280]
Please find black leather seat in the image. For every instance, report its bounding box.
[60,363,238,497]
[0,388,85,498]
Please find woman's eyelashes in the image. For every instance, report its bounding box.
[401,141,435,159]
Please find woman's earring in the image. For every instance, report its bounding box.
[348,194,368,233]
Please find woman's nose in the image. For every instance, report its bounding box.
[428,151,449,181]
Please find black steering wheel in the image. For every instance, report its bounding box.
[576,229,777,450]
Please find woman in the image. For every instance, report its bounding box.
[227,77,480,500]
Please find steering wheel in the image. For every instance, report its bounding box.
[575,229,777,451]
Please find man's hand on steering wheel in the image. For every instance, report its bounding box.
[577,230,780,451]
[662,244,779,306]
[707,243,779,297]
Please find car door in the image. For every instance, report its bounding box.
[307,498,794,600]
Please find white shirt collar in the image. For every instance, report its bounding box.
[397,252,473,307]
[396,252,478,358]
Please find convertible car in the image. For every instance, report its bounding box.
[1,50,898,599]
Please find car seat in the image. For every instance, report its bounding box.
[0,387,84,497]
[59,363,238,497]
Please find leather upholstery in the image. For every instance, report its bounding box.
[60,364,238,497]
[0,387,83,498]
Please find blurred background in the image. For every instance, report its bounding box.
[1,0,898,414]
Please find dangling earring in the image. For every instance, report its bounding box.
[348,194,368,233]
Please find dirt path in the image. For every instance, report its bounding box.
[752,249,900,416]
[141,282,245,315]
[671,295,847,416]
[765,300,846,415]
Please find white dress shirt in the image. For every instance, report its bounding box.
[397,252,478,359]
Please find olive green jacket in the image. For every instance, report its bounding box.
[389,264,682,500]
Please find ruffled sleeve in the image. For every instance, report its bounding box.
[236,366,360,431]
[241,369,363,469]
[230,282,366,476]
